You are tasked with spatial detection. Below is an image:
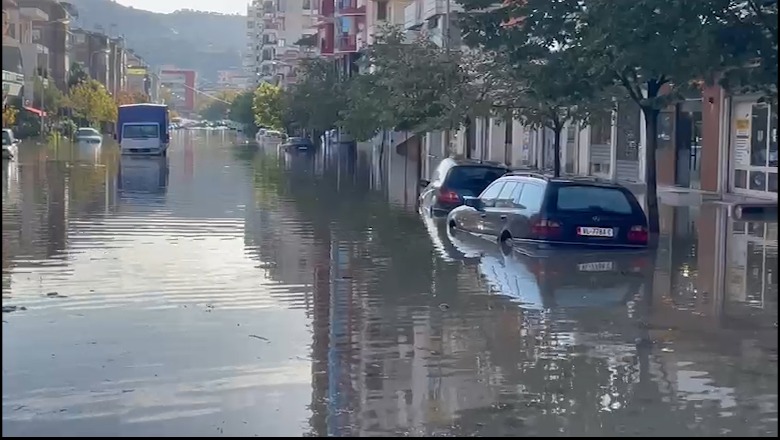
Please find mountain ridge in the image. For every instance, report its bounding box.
[66,0,246,81]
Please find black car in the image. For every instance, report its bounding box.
[281,137,315,153]
[418,158,510,217]
[447,172,649,249]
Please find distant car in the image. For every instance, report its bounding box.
[280,137,315,153]
[447,172,649,249]
[2,128,18,160]
[75,127,102,143]
[418,158,510,217]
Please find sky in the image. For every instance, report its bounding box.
[115,0,247,15]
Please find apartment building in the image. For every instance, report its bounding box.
[70,28,109,87]
[245,0,318,88]
[21,0,71,91]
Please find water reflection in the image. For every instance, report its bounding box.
[1,138,776,436]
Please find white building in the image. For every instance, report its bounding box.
[244,0,319,88]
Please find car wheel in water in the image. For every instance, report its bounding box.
[499,230,513,252]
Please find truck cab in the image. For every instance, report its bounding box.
[117,104,170,156]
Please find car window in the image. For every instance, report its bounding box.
[554,185,634,215]
[446,166,507,193]
[479,181,505,202]
[517,184,544,211]
[495,182,518,208]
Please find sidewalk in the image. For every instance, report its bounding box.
[625,182,777,218]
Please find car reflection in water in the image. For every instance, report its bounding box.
[117,155,169,198]
[442,220,653,310]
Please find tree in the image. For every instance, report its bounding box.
[229,90,257,134]
[68,62,90,89]
[198,90,238,121]
[2,107,18,127]
[33,78,65,116]
[68,79,117,125]
[282,58,347,136]
[338,25,470,141]
[459,0,751,240]
[115,91,149,106]
[576,0,747,239]
[716,0,778,105]
[253,83,283,130]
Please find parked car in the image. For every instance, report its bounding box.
[418,158,510,217]
[447,172,649,249]
[75,127,102,143]
[2,128,18,160]
[280,137,315,153]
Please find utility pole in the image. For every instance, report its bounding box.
[443,0,452,158]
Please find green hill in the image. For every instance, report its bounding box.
[67,0,245,81]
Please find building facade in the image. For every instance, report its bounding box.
[245,0,318,88]
[159,68,197,114]
[70,28,109,87]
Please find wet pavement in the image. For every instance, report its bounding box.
[2,133,777,437]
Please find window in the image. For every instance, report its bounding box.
[554,185,633,215]
[446,166,507,194]
[303,0,312,9]
[495,182,518,208]
[517,184,544,211]
[479,182,505,202]
[123,124,159,139]
[377,0,389,21]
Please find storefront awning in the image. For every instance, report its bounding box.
[23,106,47,117]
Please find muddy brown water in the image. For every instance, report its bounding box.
[2,133,777,436]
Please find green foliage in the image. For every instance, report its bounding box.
[199,91,238,121]
[229,91,257,134]
[68,62,90,89]
[33,78,65,115]
[68,79,117,125]
[282,58,347,134]
[253,83,284,131]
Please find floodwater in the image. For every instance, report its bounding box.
[2,133,777,437]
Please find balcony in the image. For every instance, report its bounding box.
[421,0,462,21]
[335,0,365,16]
[335,33,357,52]
[404,2,422,30]
[263,19,280,30]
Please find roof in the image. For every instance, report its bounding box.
[505,171,629,187]
[440,157,510,168]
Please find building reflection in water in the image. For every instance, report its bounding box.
[224,141,780,435]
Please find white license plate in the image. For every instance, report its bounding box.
[578,261,615,272]
[577,226,614,237]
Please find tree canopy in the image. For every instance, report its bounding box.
[253,83,284,130]
[68,79,117,125]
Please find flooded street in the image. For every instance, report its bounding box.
[2,133,777,437]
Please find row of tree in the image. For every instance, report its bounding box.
[256,0,776,238]
[2,62,156,136]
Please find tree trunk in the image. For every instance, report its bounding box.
[642,106,661,245]
[552,124,562,177]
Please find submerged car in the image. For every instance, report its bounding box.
[280,137,315,153]
[3,128,18,160]
[75,127,102,143]
[447,172,649,249]
[418,158,510,217]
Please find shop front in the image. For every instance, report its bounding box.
[729,97,778,199]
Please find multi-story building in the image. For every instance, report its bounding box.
[217,69,253,91]
[245,0,318,88]
[159,68,197,114]
[21,0,71,91]
[70,28,109,87]
[107,36,126,96]
[125,50,150,97]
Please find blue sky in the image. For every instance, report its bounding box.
[115,0,247,14]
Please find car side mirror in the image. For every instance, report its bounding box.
[463,196,483,211]
[419,179,430,188]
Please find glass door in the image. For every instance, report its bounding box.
[730,101,778,197]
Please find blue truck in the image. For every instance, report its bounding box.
[116,104,170,156]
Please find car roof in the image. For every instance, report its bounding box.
[440,157,509,169]
[504,171,630,189]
